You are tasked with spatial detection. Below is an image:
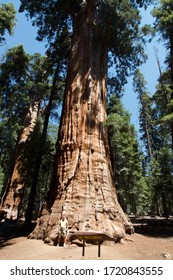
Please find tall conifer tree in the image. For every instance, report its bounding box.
[20,0,152,242]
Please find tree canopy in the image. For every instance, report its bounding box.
[0,3,16,45]
[19,0,153,91]
[1,0,173,227]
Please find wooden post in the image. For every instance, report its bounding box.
[69,232,116,257]
[82,237,85,256]
[98,240,101,257]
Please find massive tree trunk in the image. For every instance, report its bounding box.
[30,1,134,243]
[0,97,41,220]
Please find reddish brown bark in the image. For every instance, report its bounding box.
[1,98,41,220]
[29,2,133,243]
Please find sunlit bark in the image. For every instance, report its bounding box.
[1,98,41,220]
[30,1,133,243]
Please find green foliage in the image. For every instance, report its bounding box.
[132,66,173,216]
[161,112,173,122]
[152,1,173,93]
[0,38,66,222]
[107,95,151,215]
[2,0,170,220]
[0,45,30,120]
[0,3,16,45]
[0,45,30,177]
[152,0,173,39]
[152,71,172,142]
[149,148,173,216]
[134,67,173,216]
[0,45,60,183]
[133,69,155,160]
[19,0,150,92]
[19,118,57,217]
[150,71,173,216]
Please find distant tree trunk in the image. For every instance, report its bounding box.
[0,97,41,220]
[145,121,154,159]
[29,2,133,243]
[170,30,173,149]
[24,65,59,230]
[155,196,162,216]
[161,192,168,218]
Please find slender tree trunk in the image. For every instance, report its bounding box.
[29,2,133,243]
[155,197,162,216]
[161,191,168,218]
[170,30,173,149]
[145,121,153,159]
[0,98,41,220]
[24,65,59,230]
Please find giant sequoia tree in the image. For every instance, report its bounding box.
[0,48,50,220]
[20,0,151,243]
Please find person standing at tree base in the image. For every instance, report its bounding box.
[58,215,68,247]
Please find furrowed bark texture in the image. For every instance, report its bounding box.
[30,2,133,243]
[1,99,40,220]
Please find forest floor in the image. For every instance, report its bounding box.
[0,216,173,260]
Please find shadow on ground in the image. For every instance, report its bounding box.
[131,216,173,238]
[0,216,173,249]
[0,221,35,249]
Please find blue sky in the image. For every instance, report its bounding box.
[0,0,46,55]
[122,5,166,131]
[0,0,166,133]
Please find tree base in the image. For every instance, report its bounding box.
[28,207,134,246]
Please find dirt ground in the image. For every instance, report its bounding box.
[0,217,173,260]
